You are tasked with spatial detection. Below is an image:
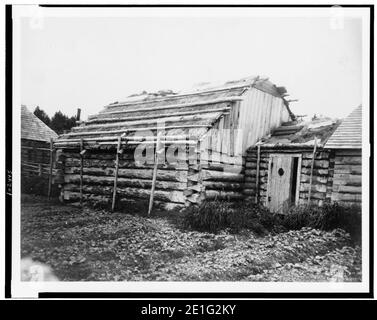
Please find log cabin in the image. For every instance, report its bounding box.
[54,76,294,210]
[21,105,58,194]
[245,106,362,213]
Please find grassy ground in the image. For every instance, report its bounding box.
[21,194,361,282]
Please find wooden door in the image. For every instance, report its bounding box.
[267,155,294,213]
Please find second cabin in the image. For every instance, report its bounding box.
[245,106,362,213]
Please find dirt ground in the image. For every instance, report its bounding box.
[21,194,362,282]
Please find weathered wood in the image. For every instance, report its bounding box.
[300,182,327,193]
[205,190,244,200]
[255,143,261,203]
[202,181,243,190]
[65,166,188,182]
[201,169,244,182]
[301,159,329,169]
[64,174,186,190]
[63,186,186,204]
[48,138,54,199]
[333,173,362,186]
[65,158,189,171]
[300,167,329,175]
[300,174,327,184]
[332,185,362,194]
[99,96,242,115]
[111,135,123,212]
[331,193,362,202]
[334,156,362,165]
[80,138,84,205]
[148,133,162,215]
[333,165,362,175]
[87,106,231,125]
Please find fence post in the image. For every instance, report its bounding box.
[79,138,85,206]
[148,133,162,216]
[48,138,54,199]
[308,137,318,204]
[38,163,42,176]
[112,134,124,212]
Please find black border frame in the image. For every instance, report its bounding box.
[5,3,374,299]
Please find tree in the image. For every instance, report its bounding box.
[33,106,51,126]
[50,111,77,134]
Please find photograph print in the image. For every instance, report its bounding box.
[9,4,372,297]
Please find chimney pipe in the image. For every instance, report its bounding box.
[76,108,81,121]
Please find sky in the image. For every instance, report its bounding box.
[19,13,362,121]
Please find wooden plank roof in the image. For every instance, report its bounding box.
[56,77,288,148]
[21,105,58,142]
[325,105,362,149]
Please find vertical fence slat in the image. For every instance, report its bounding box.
[308,137,318,203]
[80,138,84,205]
[112,135,123,212]
[148,134,162,216]
[47,138,54,199]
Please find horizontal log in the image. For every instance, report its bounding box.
[299,183,327,193]
[300,168,329,175]
[333,174,362,186]
[300,174,328,184]
[202,181,243,190]
[243,189,255,195]
[65,158,188,171]
[331,193,362,202]
[334,150,362,156]
[332,185,362,194]
[334,165,362,175]
[301,159,329,169]
[301,152,330,159]
[64,167,188,182]
[299,192,327,200]
[63,185,186,203]
[205,190,244,200]
[62,192,185,210]
[201,169,244,182]
[64,175,187,190]
[334,156,362,165]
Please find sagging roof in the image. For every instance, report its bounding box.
[55,76,290,148]
[258,117,340,148]
[325,105,362,149]
[21,105,58,142]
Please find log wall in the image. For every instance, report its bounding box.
[330,149,362,205]
[59,148,190,210]
[57,145,247,210]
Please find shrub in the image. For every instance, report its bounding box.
[183,199,361,242]
[183,199,274,234]
[280,202,361,242]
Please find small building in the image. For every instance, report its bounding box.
[54,76,295,210]
[245,106,362,213]
[21,105,58,193]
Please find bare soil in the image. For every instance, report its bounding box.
[21,194,361,282]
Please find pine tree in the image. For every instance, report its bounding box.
[33,106,51,126]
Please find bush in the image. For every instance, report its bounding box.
[281,202,361,242]
[183,199,274,234]
[183,199,361,242]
